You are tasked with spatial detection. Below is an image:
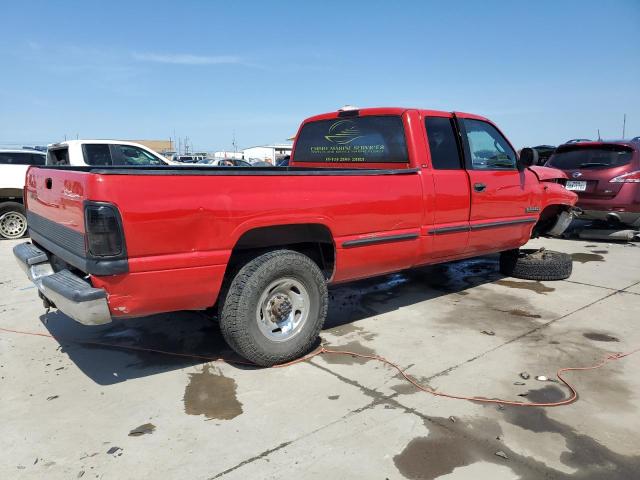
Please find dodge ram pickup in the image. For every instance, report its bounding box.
[14,107,577,366]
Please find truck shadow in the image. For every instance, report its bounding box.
[40,255,503,385]
[325,255,503,330]
[40,310,240,385]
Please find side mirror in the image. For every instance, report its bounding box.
[519,147,538,170]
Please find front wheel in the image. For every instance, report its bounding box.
[219,250,328,366]
[0,202,28,240]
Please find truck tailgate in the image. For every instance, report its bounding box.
[25,167,91,266]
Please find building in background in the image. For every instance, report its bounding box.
[241,144,292,164]
[127,139,173,155]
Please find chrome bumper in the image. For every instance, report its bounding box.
[13,242,112,325]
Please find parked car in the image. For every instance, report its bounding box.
[546,140,640,226]
[277,155,290,167]
[47,140,178,166]
[174,154,205,163]
[197,158,252,167]
[14,107,577,366]
[565,138,592,144]
[0,149,46,239]
[532,145,556,165]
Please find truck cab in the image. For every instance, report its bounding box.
[290,107,574,260]
[46,140,178,167]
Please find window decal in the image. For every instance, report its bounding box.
[294,116,408,163]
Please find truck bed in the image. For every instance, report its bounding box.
[24,164,425,317]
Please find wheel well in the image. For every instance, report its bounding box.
[532,204,570,237]
[228,224,336,280]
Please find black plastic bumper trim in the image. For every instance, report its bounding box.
[29,229,128,276]
[13,242,48,265]
[41,270,106,302]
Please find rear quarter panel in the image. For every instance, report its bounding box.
[91,172,422,270]
[89,171,423,316]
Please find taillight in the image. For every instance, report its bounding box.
[84,202,125,257]
[610,170,640,183]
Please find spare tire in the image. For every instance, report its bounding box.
[500,248,572,281]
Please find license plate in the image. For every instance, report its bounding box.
[565,181,587,191]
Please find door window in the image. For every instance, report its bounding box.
[463,119,517,170]
[425,117,463,169]
[0,152,45,165]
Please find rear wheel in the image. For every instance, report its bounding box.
[219,250,328,366]
[0,202,27,240]
[500,248,572,281]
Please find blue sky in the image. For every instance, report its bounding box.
[1,0,639,151]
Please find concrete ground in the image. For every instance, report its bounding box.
[1,235,639,480]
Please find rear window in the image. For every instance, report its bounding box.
[0,152,45,165]
[548,145,633,170]
[47,147,70,165]
[293,115,408,164]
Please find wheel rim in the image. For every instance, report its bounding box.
[0,211,27,239]
[256,277,310,342]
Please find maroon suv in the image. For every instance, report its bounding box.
[546,140,640,227]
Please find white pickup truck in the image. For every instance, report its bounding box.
[47,140,177,166]
[0,141,174,239]
[0,149,46,239]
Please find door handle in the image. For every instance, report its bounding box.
[474,182,486,192]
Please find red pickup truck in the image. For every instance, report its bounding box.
[14,107,577,365]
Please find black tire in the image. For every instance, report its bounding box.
[0,202,28,240]
[500,248,572,281]
[219,250,328,366]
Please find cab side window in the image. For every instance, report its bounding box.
[112,145,164,166]
[83,144,113,165]
[425,117,462,169]
[463,119,517,170]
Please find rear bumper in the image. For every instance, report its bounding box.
[577,209,640,227]
[13,242,112,325]
[575,183,640,224]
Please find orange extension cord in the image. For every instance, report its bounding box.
[2,326,638,408]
